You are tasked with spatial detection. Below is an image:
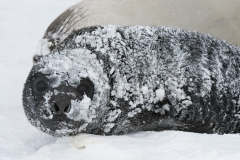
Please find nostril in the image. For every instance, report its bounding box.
[64,104,71,113]
[54,103,59,112]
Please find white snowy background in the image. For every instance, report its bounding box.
[1,0,240,159]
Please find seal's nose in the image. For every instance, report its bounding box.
[50,93,72,114]
[53,102,71,113]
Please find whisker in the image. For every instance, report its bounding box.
[58,5,86,35]
[62,11,97,36]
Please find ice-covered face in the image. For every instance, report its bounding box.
[23,48,109,136]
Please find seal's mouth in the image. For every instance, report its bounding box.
[37,94,92,132]
[39,112,85,131]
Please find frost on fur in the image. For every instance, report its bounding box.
[23,25,240,136]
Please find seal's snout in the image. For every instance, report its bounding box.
[50,93,73,114]
[53,102,71,113]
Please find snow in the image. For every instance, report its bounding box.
[69,95,92,122]
[155,87,165,102]
[1,0,240,159]
[141,86,148,95]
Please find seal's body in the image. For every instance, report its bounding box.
[23,25,240,136]
[23,1,240,136]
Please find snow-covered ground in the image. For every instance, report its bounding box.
[0,0,240,159]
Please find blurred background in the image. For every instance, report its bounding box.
[78,0,240,46]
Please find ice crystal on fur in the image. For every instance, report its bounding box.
[23,25,240,136]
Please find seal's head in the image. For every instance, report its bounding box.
[23,48,109,136]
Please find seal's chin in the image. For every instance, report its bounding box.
[38,112,84,134]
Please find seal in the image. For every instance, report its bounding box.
[23,2,240,137]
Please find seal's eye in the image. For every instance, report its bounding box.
[78,84,90,95]
[77,78,94,99]
[32,75,49,94]
[36,80,48,92]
